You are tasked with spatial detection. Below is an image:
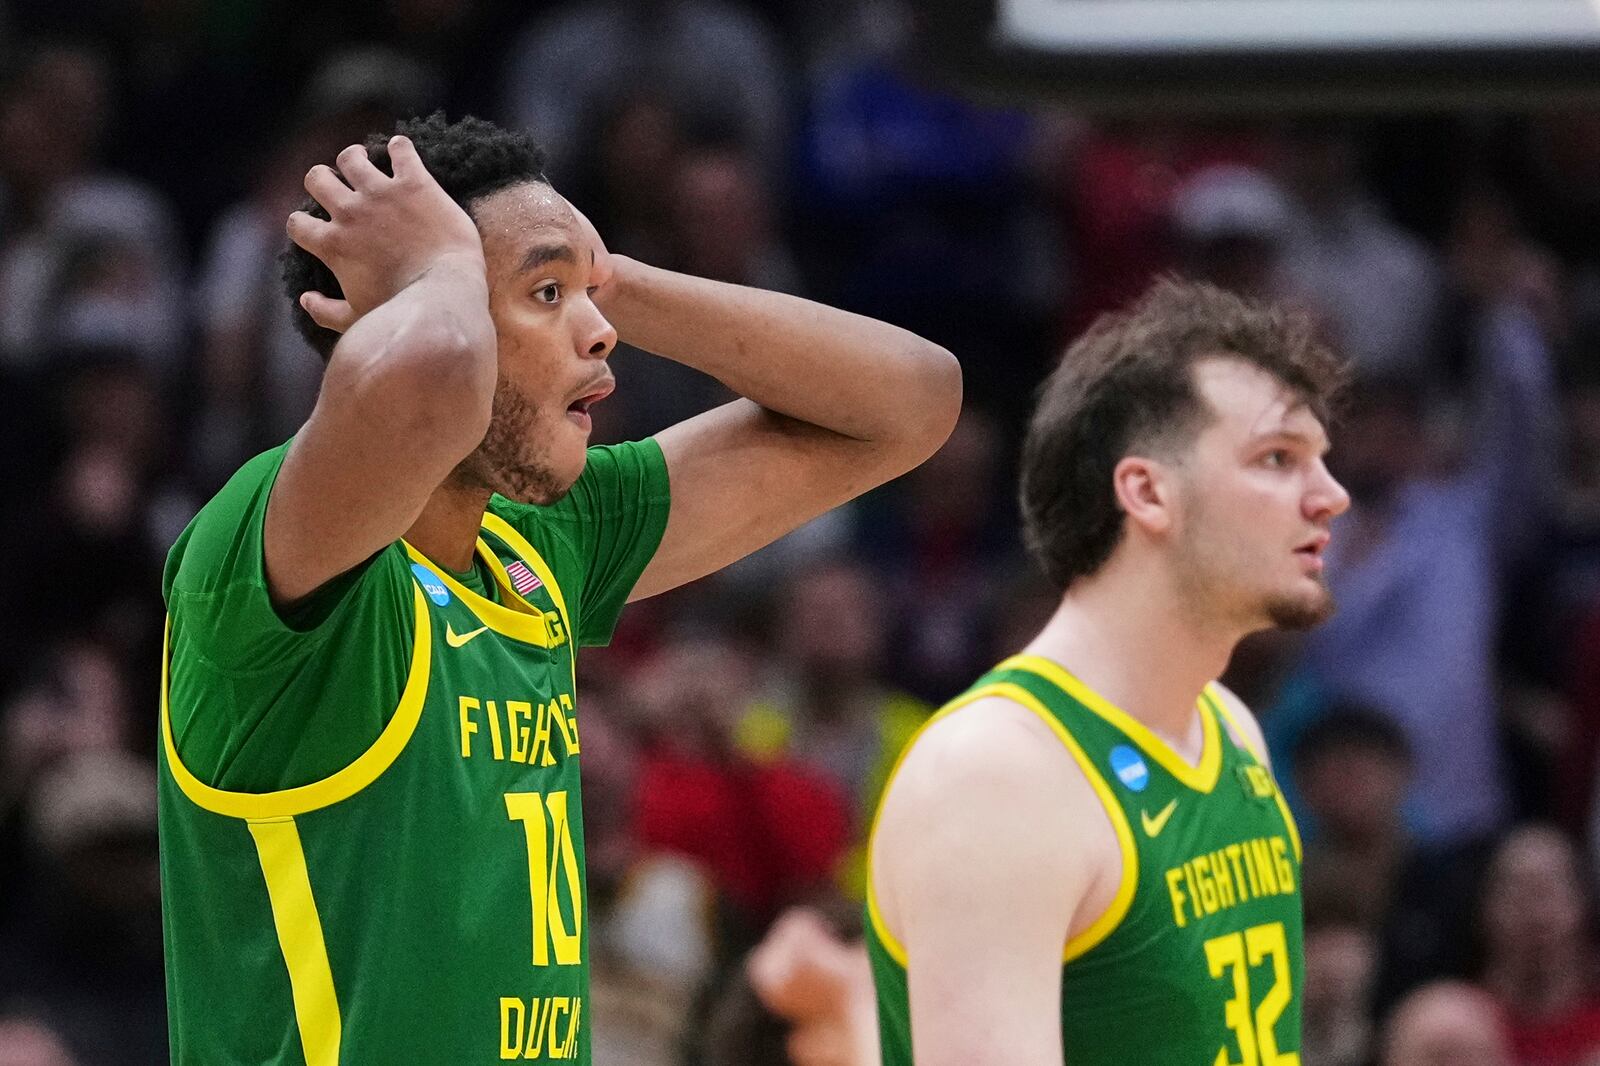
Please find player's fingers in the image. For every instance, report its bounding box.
[299,292,358,334]
[304,164,354,213]
[336,143,385,191]
[386,135,423,180]
[285,210,334,255]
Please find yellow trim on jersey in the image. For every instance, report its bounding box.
[1000,655,1222,794]
[248,818,342,1066]
[864,682,1139,969]
[1208,692,1304,862]
[477,512,576,693]
[403,539,555,648]
[161,583,433,819]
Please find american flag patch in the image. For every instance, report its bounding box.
[506,560,542,596]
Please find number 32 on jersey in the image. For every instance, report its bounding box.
[1205,921,1299,1066]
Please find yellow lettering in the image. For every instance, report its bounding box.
[507,794,550,966]
[460,697,481,759]
[508,701,533,763]
[1167,868,1189,929]
[1184,862,1203,923]
[1271,837,1295,893]
[547,998,569,1058]
[545,791,582,964]
[524,997,550,1058]
[531,702,556,767]
[562,998,583,1059]
[1226,844,1251,901]
[499,998,525,1060]
[486,698,506,760]
[1213,850,1237,909]
[558,694,579,754]
[1250,839,1279,895]
[549,697,577,757]
[1195,855,1220,914]
[544,610,566,646]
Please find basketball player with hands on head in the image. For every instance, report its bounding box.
[157,113,959,1065]
[856,279,1348,1066]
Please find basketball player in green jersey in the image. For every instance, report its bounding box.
[863,279,1348,1065]
[157,114,959,1065]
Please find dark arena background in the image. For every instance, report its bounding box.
[8,0,1600,1063]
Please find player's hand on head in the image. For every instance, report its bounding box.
[566,200,615,296]
[286,135,487,334]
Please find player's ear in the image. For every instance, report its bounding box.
[1113,454,1177,537]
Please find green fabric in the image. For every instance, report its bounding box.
[866,662,1304,1066]
[159,437,669,1064]
[161,437,670,792]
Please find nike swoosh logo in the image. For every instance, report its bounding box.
[445,624,490,648]
[1141,799,1179,838]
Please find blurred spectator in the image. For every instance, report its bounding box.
[1382,981,1515,1066]
[0,1016,77,1066]
[1170,164,1298,303]
[0,45,185,373]
[599,128,801,439]
[739,559,930,896]
[1055,119,1269,335]
[857,408,1022,702]
[1478,826,1600,1066]
[192,48,443,481]
[631,638,852,931]
[500,0,788,181]
[1300,889,1378,1066]
[0,751,164,1065]
[1293,707,1415,925]
[740,907,878,1066]
[1292,707,1492,1009]
[794,0,1051,412]
[1304,231,1559,842]
[1273,119,1446,378]
[0,354,182,689]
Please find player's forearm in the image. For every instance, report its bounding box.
[601,255,962,455]
[328,253,497,454]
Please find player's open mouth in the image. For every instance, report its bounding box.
[566,378,615,427]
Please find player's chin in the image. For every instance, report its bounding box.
[1264,583,1337,631]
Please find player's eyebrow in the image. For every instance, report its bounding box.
[1252,426,1331,454]
[519,242,578,274]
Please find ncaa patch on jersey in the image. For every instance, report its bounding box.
[1109,745,1150,792]
[411,563,451,606]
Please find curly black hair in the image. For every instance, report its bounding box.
[279,111,548,361]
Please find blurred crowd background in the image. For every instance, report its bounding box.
[5,1,1600,1064]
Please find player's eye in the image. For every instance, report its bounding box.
[1263,449,1293,468]
[535,283,561,304]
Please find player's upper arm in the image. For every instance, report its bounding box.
[627,397,942,601]
[264,315,493,608]
[872,698,1108,1066]
[1212,682,1272,769]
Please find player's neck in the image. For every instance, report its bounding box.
[1026,565,1241,752]
[406,481,495,572]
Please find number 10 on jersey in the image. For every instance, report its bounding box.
[506,790,583,966]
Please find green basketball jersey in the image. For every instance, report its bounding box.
[158,440,669,1064]
[866,654,1304,1066]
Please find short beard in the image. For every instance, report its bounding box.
[453,377,569,505]
[1263,584,1337,631]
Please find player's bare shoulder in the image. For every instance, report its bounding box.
[869,693,1124,947]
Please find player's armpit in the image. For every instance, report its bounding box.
[872,698,1113,1066]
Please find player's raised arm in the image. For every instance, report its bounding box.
[592,247,963,601]
[267,135,497,607]
[871,698,1107,1066]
